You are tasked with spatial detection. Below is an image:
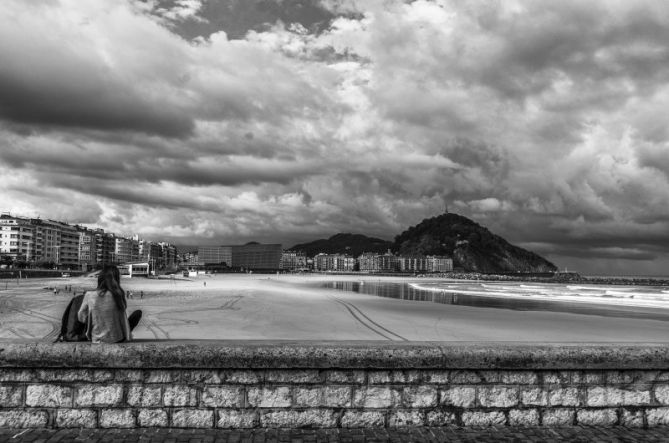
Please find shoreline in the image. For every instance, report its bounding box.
[2,273,669,342]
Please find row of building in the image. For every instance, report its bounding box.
[190,245,452,274]
[312,252,453,273]
[1,211,452,274]
[0,214,177,271]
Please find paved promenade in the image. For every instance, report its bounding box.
[2,427,668,442]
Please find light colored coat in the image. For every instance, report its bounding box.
[77,290,131,343]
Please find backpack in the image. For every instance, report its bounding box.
[54,294,89,342]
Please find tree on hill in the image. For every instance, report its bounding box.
[394,213,557,273]
[290,233,393,258]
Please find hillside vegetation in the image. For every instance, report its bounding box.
[394,213,557,273]
[290,213,557,274]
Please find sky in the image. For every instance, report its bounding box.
[1,0,669,275]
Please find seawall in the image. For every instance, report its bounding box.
[1,341,669,428]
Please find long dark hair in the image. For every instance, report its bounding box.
[97,265,127,311]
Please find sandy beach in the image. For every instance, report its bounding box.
[0,273,667,342]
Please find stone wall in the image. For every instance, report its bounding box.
[1,342,669,428]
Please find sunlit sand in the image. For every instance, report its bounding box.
[0,274,667,342]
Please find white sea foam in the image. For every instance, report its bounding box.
[409,282,669,309]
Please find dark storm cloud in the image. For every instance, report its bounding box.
[157,0,336,40]
[3,0,669,274]
[0,73,194,138]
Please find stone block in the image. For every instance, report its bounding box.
[520,387,548,406]
[542,371,570,385]
[92,370,115,382]
[247,387,292,408]
[265,370,321,384]
[56,409,97,428]
[500,371,538,385]
[293,387,350,408]
[146,370,179,383]
[368,370,415,384]
[221,370,262,384]
[325,370,365,384]
[572,371,603,384]
[422,370,449,384]
[181,370,222,384]
[25,384,72,407]
[368,371,392,384]
[548,388,580,407]
[577,408,618,426]
[260,410,337,428]
[621,409,645,428]
[127,386,162,407]
[353,387,401,408]
[388,410,424,427]
[341,411,385,428]
[605,370,658,385]
[647,408,669,426]
[425,411,456,426]
[542,409,574,426]
[586,387,650,407]
[0,410,48,428]
[323,386,352,407]
[450,371,481,384]
[462,411,506,426]
[217,410,258,428]
[509,409,539,426]
[36,369,93,382]
[403,386,437,408]
[480,371,532,383]
[114,370,144,382]
[478,386,518,408]
[172,409,213,428]
[0,385,23,407]
[293,387,321,407]
[0,369,33,382]
[163,385,198,407]
[75,385,123,407]
[138,409,168,427]
[441,387,476,408]
[201,386,243,408]
[100,409,135,428]
[654,385,669,405]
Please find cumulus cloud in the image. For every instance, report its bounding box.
[1,0,669,274]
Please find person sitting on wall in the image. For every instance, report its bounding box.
[77,265,142,343]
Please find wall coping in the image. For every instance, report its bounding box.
[1,340,669,370]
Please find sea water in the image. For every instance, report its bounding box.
[320,280,669,321]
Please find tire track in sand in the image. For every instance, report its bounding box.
[326,293,408,341]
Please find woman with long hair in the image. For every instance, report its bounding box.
[77,265,142,343]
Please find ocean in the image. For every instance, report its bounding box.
[320,280,669,322]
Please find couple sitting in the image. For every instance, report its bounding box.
[77,265,142,343]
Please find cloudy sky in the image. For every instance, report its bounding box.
[1,0,669,275]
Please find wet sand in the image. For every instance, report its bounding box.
[0,274,667,342]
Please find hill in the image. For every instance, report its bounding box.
[393,213,557,273]
[289,233,393,257]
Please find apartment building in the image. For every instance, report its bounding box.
[77,227,98,271]
[358,252,399,272]
[0,215,34,262]
[314,253,355,272]
[280,251,308,271]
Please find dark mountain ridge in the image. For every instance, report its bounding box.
[394,213,557,273]
[289,233,393,258]
[290,213,557,274]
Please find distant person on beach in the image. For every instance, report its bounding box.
[77,265,142,343]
